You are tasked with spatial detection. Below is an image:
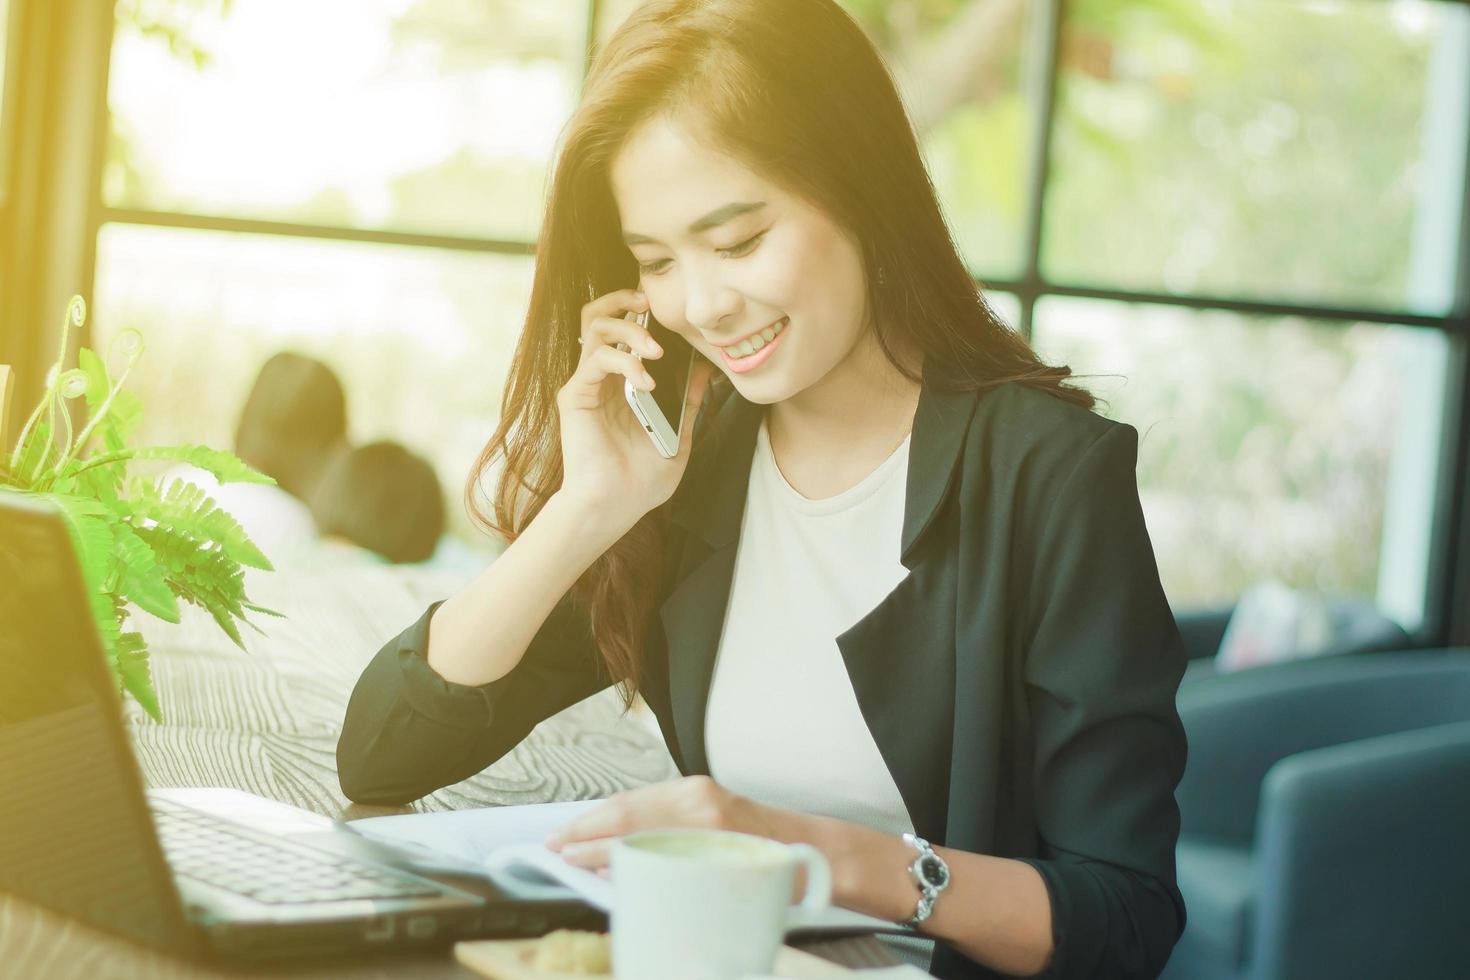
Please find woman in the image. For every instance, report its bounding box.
[338,1,1187,977]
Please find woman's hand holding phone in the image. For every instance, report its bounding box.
[555,288,714,535]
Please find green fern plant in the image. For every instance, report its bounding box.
[0,296,283,721]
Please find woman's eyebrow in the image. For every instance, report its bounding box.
[621,201,767,246]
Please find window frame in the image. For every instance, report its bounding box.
[72,0,1470,646]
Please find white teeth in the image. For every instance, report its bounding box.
[726,318,786,359]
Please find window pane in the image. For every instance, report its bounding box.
[596,0,1037,280]
[857,0,1037,281]
[92,223,533,548]
[1032,297,1452,631]
[984,289,1022,333]
[106,0,589,241]
[1043,0,1470,314]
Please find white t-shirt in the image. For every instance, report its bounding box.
[704,415,933,971]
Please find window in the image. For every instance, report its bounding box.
[93,224,534,540]
[1023,0,1469,633]
[1032,299,1451,629]
[105,0,587,240]
[88,0,1470,639]
[96,0,588,543]
[1043,0,1465,314]
[840,1,1041,280]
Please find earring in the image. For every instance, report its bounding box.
[877,265,887,287]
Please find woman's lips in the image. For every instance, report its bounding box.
[719,318,788,374]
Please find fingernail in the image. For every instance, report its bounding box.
[634,291,647,303]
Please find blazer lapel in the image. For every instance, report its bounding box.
[658,356,981,820]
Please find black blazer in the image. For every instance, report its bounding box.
[338,356,1189,980]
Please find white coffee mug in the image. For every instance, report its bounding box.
[609,828,832,980]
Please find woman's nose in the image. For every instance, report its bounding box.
[682,267,741,334]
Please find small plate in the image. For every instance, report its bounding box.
[453,934,851,979]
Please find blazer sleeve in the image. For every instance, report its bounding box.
[1016,422,1189,980]
[336,593,610,805]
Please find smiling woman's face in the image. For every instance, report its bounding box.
[609,115,875,407]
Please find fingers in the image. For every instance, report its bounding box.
[580,312,664,362]
[581,289,647,340]
[557,839,612,871]
[547,796,634,849]
[560,345,654,410]
[545,777,728,851]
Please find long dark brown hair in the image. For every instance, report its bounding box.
[464,0,1094,707]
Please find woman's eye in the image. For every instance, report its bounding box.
[719,232,766,259]
[635,232,765,277]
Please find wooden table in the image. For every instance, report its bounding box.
[0,553,899,977]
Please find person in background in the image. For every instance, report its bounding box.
[164,351,347,567]
[306,440,446,566]
[233,351,349,503]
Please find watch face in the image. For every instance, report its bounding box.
[920,854,949,888]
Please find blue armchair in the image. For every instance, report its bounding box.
[1161,651,1470,980]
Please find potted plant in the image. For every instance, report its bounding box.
[0,296,282,720]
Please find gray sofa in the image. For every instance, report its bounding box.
[1161,650,1470,980]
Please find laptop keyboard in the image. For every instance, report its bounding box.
[152,799,443,905]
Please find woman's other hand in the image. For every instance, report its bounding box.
[544,775,773,873]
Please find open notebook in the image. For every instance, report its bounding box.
[348,800,909,937]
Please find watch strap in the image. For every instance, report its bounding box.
[900,832,948,929]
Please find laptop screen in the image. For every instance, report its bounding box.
[0,492,191,948]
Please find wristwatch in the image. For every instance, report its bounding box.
[900,832,950,929]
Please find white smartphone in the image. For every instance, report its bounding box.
[622,308,696,459]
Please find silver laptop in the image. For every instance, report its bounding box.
[0,491,602,960]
